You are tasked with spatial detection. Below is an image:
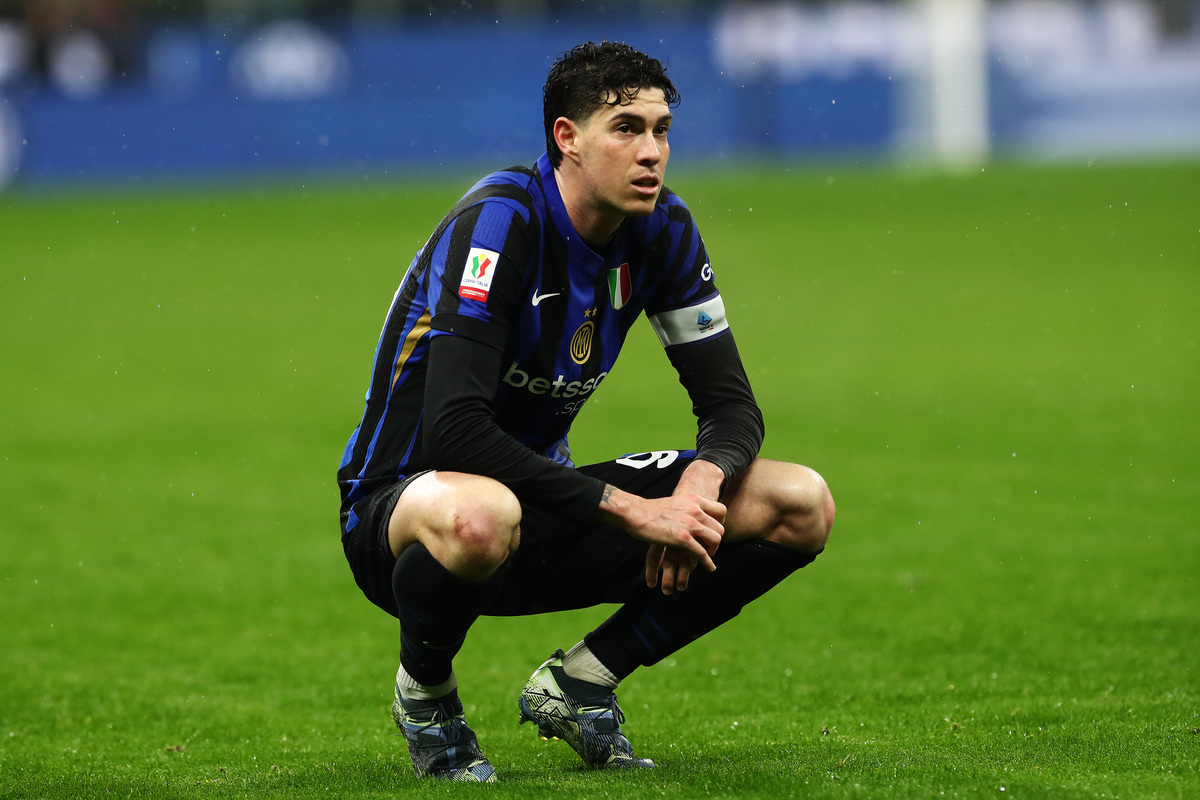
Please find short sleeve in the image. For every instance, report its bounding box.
[643,194,729,349]
[427,200,532,350]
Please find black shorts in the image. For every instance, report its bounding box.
[341,450,698,619]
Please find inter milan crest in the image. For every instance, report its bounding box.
[570,307,597,364]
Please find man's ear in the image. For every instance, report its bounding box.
[553,117,580,163]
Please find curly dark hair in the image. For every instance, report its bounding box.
[543,41,681,167]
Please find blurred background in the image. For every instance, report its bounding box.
[0,0,1197,191]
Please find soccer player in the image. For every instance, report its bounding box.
[337,41,835,782]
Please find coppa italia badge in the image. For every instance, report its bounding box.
[458,247,500,302]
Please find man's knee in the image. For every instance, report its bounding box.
[441,489,521,577]
[390,473,522,579]
[727,460,835,554]
[795,467,836,552]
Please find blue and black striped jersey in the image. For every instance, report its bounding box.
[338,153,753,532]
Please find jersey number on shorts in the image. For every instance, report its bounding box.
[615,451,680,470]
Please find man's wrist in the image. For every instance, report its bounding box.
[677,458,726,499]
[597,484,639,532]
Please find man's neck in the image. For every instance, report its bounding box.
[553,167,622,248]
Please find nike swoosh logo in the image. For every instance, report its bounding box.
[532,290,561,307]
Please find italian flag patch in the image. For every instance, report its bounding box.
[608,263,632,310]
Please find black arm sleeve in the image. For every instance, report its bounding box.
[666,331,765,486]
[421,332,606,522]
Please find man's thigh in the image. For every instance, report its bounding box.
[483,449,696,616]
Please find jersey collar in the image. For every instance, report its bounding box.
[537,153,610,273]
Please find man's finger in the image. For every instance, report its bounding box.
[660,561,676,595]
[674,559,694,592]
[680,536,717,573]
[689,523,723,558]
[679,494,726,525]
[659,548,701,594]
[699,496,728,524]
[645,544,665,588]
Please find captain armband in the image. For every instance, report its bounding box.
[648,295,729,348]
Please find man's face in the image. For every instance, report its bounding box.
[571,87,672,223]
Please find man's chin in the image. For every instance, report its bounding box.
[625,193,661,216]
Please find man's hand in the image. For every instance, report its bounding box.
[649,459,728,593]
[599,459,728,595]
[598,484,725,587]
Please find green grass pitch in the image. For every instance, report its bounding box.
[1,160,1197,799]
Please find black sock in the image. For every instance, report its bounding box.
[391,542,511,687]
[584,539,822,681]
